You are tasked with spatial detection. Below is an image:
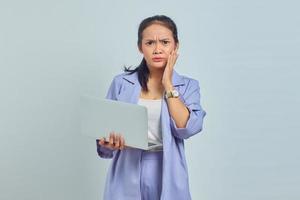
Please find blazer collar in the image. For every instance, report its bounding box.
[122,70,185,87]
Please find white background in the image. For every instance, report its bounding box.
[1,0,299,199]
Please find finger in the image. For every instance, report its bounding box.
[171,49,176,59]
[168,50,175,63]
[169,52,175,68]
[120,135,125,150]
[100,138,114,150]
[174,52,179,63]
[99,138,105,145]
[109,132,114,146]
[115,133,120,148]
[167,52,171,64]
[103,137,109,145]
[113,132,117,145]
[169,50,174,58]
[172,49,178,64]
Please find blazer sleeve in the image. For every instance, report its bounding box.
[96,76,121,159]
[170,79,206,140]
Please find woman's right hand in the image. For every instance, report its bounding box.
[98,132,126,150]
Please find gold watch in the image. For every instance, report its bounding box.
[164,89,179,99]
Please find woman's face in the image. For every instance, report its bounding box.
[139,23,178,70]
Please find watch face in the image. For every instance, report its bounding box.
[172,90,179,97]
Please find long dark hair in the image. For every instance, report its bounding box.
[124,15,179,92]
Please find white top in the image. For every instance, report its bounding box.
[137,98,163,151]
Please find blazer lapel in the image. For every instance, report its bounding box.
[118,73,141,104]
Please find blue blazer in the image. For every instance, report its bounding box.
[97,70,206,200]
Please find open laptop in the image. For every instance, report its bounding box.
[80,95,162,150]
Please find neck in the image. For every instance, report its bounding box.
[148,66,164,81]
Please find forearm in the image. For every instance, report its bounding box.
[165,92,190,128]
[167,98,190,128]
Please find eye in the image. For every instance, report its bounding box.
[162,40,170,45]
[146,41,153,45]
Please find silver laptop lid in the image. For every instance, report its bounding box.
[80,95,149,150]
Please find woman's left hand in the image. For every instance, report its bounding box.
[162,46,179,90]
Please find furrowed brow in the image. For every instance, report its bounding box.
[159,38,171,41]
[144,38,171,42]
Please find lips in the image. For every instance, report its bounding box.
[152,57,164,62]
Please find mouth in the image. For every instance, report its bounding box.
[152,58,164,62]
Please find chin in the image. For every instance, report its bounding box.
[149,62,166,69]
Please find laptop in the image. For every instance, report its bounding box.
[80,95,162,150]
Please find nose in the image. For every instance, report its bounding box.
[153,42,162,54]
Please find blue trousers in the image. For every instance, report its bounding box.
[140,150,163,200]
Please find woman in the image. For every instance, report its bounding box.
[96,15,206,200]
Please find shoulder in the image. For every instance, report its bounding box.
[182,75,199,86]
[110,71,138,85]
[111,72,126,82]
[174,71,201,89]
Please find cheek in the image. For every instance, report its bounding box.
[140,45,150,54]
[164,49,173,56]
[166,45,176,54]
[143,52,152,60]
[141,48,153,58]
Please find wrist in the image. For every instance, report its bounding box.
[164,89,179,99]
[163,83,173,91]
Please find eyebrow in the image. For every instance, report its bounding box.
[144,38,171,41]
